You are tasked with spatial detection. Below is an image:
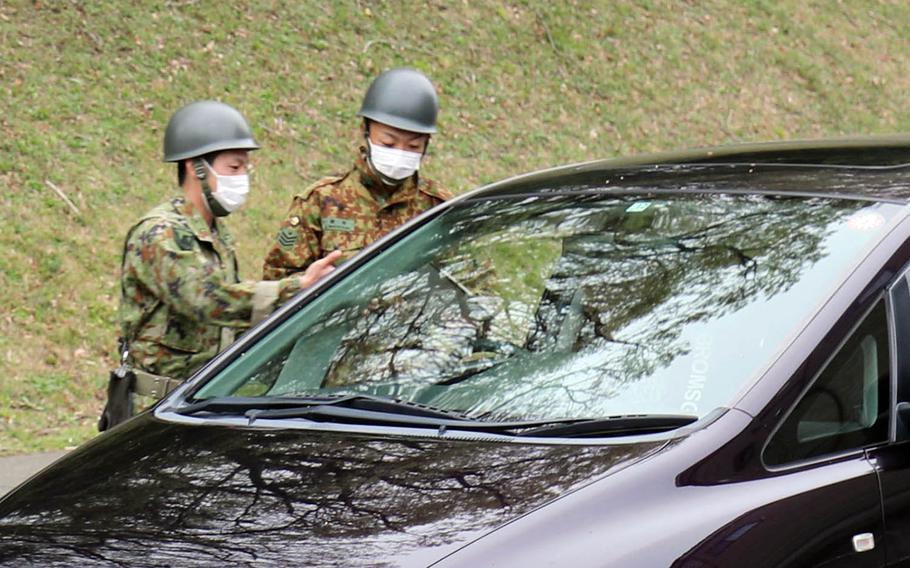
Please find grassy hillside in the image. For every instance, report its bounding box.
[2,0,909,454]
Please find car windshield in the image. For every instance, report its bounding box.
[193,192,903,423]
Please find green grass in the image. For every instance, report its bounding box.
[2,0,909,454]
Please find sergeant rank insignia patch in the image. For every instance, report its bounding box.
[277,227,298,248]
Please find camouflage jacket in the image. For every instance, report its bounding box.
[262,151,452,280]
[119,197,304,380]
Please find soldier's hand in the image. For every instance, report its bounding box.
[298,250,343,289]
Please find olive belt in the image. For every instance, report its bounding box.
[132,369,183,399]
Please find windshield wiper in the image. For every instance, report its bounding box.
[249,405,569,431]
[176,394,467,421]
[515,414,698,438]
[246,409,697,438]
[175,397,696,438]
[177,395,561,431]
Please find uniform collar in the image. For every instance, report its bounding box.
[171,196,234,246]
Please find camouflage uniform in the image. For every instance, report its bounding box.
[262,150,452,280]
[120,196,304,380]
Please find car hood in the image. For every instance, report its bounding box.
[0,414,665,567]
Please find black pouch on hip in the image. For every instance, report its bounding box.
[98,367,135,432]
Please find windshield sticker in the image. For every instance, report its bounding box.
[680,336,712,415]
[625,201,651,213]
[846,211,886,231]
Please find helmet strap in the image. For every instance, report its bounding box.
[192,158,230,217]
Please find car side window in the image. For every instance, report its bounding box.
[764,300,890,466]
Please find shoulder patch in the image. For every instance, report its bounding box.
[173,225,196,251]
[277,227,299,249]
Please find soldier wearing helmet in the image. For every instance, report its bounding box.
[100,101,340,430]
[262,67,453,280]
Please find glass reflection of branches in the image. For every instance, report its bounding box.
[222,193,899,423]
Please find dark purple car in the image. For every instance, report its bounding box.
[5,137,910,567]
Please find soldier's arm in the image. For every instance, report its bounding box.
[262,195,322,280]
[128,219,305,328]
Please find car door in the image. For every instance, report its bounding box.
[757,298,892,567]
[868,270,910,566]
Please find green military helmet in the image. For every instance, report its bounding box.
[357,68,438,134]
[163,100,260,162]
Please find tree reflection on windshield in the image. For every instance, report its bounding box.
[224,194,897,422]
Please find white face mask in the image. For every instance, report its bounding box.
[204,160,250,213]
[368,140,422,182]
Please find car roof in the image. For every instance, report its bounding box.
[465,135,910,204]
